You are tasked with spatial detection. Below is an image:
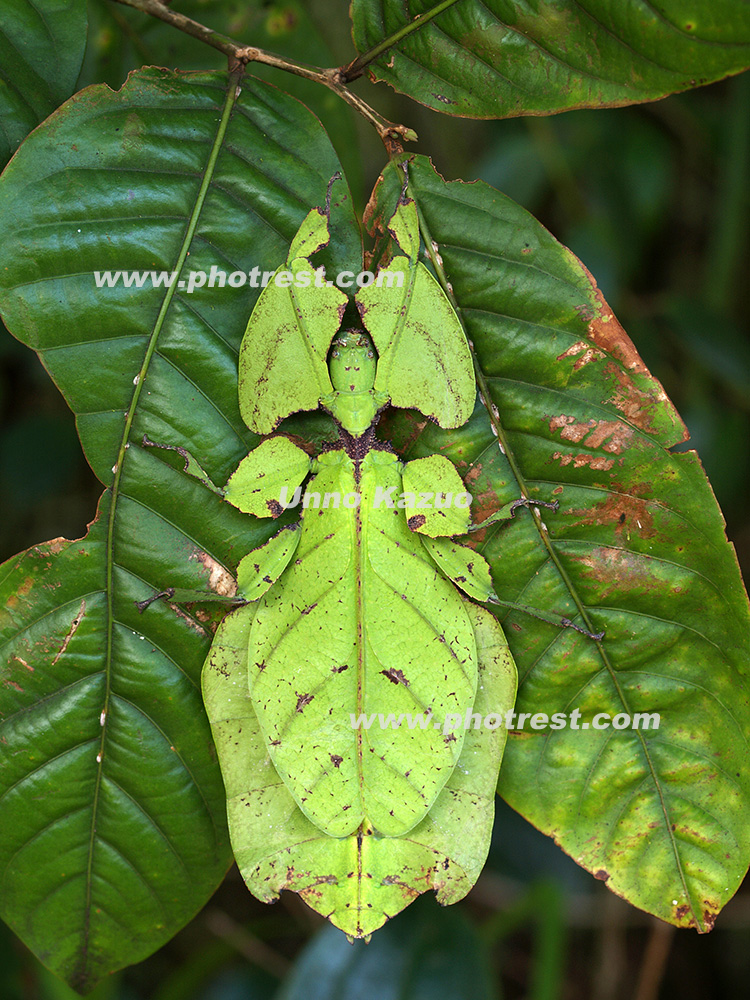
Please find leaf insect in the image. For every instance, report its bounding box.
[142,185,598,937]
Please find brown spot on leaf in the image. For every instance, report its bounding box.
[702,908,717,932]
[191,550,237,597]
[295,692,314,712]
[593,869,609,881]
[556,340,606,370]
[407,514,426,530]
[571,266,689,443]
[570,545,662,600]
[381,668,409,686]
[330,755,343,768]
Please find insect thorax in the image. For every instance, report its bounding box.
[323,329,388,437]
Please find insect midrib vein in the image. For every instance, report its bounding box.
[354,459,367,823]
[78,69,243,981]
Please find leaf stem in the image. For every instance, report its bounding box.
[340,0,464,81]
[111,0,416,149]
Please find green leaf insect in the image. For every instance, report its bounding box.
[203,197,518,938]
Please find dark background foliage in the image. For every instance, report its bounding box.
[1,1,748,997]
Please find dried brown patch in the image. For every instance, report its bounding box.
[578,268,648,374]
[567,493,656,539]
[551,451,615,472]
[52,599,86,665]
[46,538,70,556]
[548,414,634,454]
[556,340,606,371]
[570,545,662,600]
[569,265,689,443]
[191,550,237,597]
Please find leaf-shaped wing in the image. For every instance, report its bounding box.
[238,207,349,433]
[356,200,475,428]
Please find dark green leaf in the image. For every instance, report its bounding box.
[0,0,87,168]
[350,0,750,117]
[368,155,750,931]
[0,67,360,990]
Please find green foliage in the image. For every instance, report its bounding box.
[371,157,750,931]
[0,0,748,993]
[0,0,87,168]
[0,66,359,990]
[351,0,750,117]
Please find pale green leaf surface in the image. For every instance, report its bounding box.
[203,597,515,938]
[420,536,496,604]
[237,204,350,434]
[225,437,312,518]
[351,0,750,118]
[401,453,471,536]
[236,525,302,602]
[368,156,750,931]
[357,223,475,428]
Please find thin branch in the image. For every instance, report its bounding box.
[111,0,416,152]
[203,908,291,980]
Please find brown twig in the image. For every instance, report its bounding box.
[203,908,291,980]
[632,919,676,1000]
[111,0,416,152]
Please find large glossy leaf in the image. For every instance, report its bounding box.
[350,0,750,117]
[0,0,87,168]
[0,67,360,990]
[367,156,750,931]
